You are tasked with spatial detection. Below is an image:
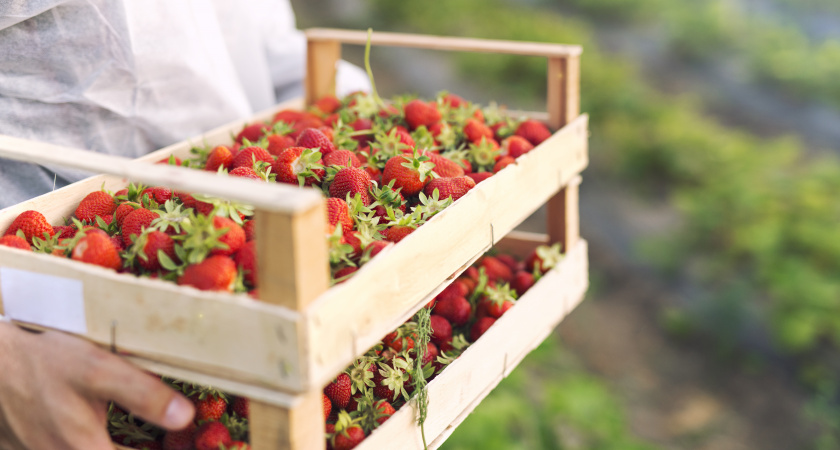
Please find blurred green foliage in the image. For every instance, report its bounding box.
[363,0,840,443]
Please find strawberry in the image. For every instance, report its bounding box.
[463,118,493,143]
[433,295,471,326]
[480,256,513,283]
[235,123,269,144]
[0,235,30,250]
[502,135,535,158]
[334,266,358,283]
[389,126,415,149]
[382,225,415,243]
[313,95,342,115]
[161,424,195,450]
[75,190,116,222]
[383,330,416,353]
[436,279,470,302]
[441,92,466,107]
[231,396,249,419]
[193,421,232,450]
[177,256,237,292]
[296,128,336,155]
[71,231,121,270]
[272,109,306,125]
[156,155,182,166]
[231,146,273,170]
[140,187,172,205]
[266,133,296,156]
[329,167,372,205]
[470,317,496,342]
[495,254,520,272]
[323,393,332,418]
[194,393,228,422]
[374,400,396,425]
[229,166,263,180]
[324,373,352,410]
[121,208,159,246]
[511,270,535,296]
[4,210,54,245]
[242,219,256,241]
[382,151,435,196]
[364,240,389,259]
[333,426,365,450]
[326,198,354,236]
[467,171,493,184]
[272,147,325,187]
[349,118,374,146]
[423,176,475,201]
[403,99,441,130]
[526,243,564,274]
[114,202,139,227]
[493,156,516,173]
[210,216,245,257]
[53,225,77,240]
[429,315,452,346]
[233,241,257,287]
[323,149,362,168]
[136,230,176,272]
[228,442,250,450]
[427,154,465,178]
[205,145,234,172]
[515,119,552,145]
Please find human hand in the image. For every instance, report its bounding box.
[0,322,194,450]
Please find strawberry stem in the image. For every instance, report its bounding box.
[364,28,387,111]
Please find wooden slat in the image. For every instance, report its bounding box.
[355,239,589,450]
[305,39,342,106]
[493,230,550,259]
[0,247,307,391]
[251,391,325,450]
[305,28,582,58]
[306,115,588,388]
[546,55,581,130]
[548,176,582,252]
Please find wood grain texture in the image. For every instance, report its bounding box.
[250,390,325,450]
[305,28,582,57]
[354,239,589,450]
[305,40,341,106]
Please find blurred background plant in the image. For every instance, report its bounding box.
[292,0,840,448]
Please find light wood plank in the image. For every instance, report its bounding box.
[305,28,582,58]
[305,40,342,106]
[493,230,550,259]
[250,390,325,450]
[548,176,582,253]
[355,240,589,450]
[307,116,588,388]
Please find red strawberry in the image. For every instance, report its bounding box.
[229,166,262,180]
[323,393,332,418]
[313,95,342,114]
[463,118,493,143]
[334,266,358,283]
[210,216,245,257]
[178,255,237,292]
[71,231,121,270]
[467,171,493,184]
[114,202,139,227]
[480,256,513,283]
[235,123,269,144]
[427,154,465,178]
[423,176,475,201]
[324,373,352,410]
[496,254,520,272]
[333,426,365,450]
[429,315,452,346]
[326,198,353,236]
[441,93,466,107]
[365,240,389,259]
[156,155,182,166]
[480,296,514,319]
[194,394,228,422]
[296,128,336,155]
[382,225,415,243]
[193,421,232,450]
[232,396,249,419]
[383,330,416,353]
[121,208,158,246]
[233,241,257,287]
[0,235,30,250]
[140,187,172,205]
[228,442,250,450]
[511,271,535,296]
[243,219,256,241]
[272,109,306,125]
[525,244,563,274]
[137,231,176,272]
[375,400,396,425]
[266,133,296,156]
[515,119,552,145]
[470,317,497,342]
[493,156,516,173]
[349,118,374,146]
[389,126,415,149]
[433,295,472,326]
[403,99,441,130]
[161,424,196,450]
[272,147,325,187]
[4,210,54,245]
[231,146,273,170]
[323,149,362,168]
[502,135,535,158]
[437,279,470,302]
[382,152,435,197]
[205,145,234,172]
[53,225,77,240]
[75,191,116,222]
[329,167,372,205]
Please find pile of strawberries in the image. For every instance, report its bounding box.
[1,91,552,292]
[104,243,563,450]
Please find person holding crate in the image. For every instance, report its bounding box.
[0,0,369,448]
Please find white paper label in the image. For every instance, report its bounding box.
[0,267,87,334]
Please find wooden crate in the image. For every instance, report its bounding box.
[0,29,587,449]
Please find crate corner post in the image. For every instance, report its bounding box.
[305,30,342,107]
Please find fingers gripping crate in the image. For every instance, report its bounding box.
[0,29,588,449]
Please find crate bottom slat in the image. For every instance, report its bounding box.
[355,239,589,450]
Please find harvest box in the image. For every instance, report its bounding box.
[0,29,588,449]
